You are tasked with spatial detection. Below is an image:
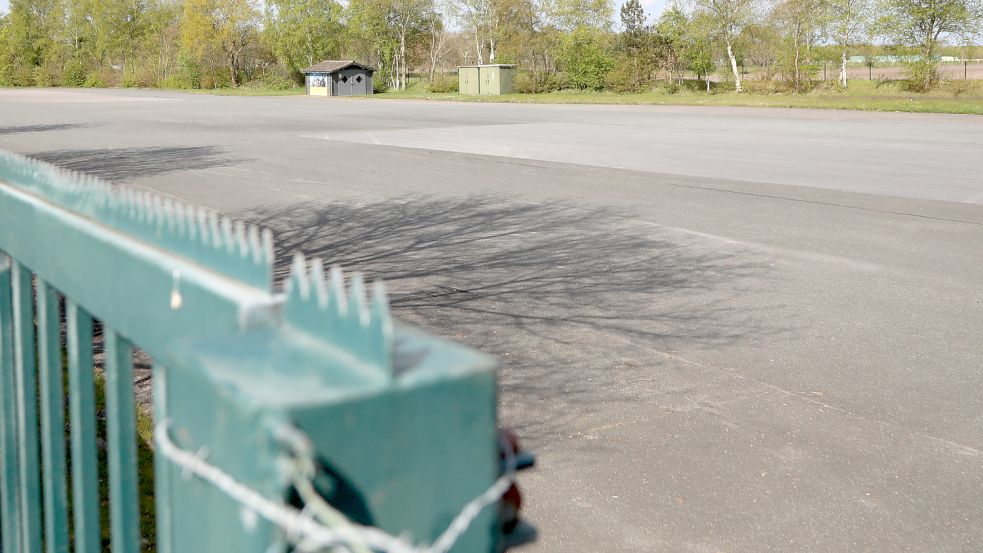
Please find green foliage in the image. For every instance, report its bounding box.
[606,57,644,92]
[615,0,657,90]
[83,71,108,88]
[548,0,615,32]
[654,6,688,80]
[428,72,458,92]
[879,0,982,91]
[683,13,717,83]
[241,71,297,89]
[63,60,88,87]
[0,0,979,96]
[902,58,941,91]
[619,0,646,49]
[557,25,613,90]
[180,0,261,87]
[514,69,566,92]
[944,78,975,96]
[264,0,343,78]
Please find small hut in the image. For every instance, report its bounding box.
[302,60,375,96]
[458,64,516,95]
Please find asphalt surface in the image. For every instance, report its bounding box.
[2,88,983,552]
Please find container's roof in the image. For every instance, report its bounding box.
[457,64,517,68]
[302,60,375,74]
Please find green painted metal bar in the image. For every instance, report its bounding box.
[0,253,21,553]
[104,327,141,553]
[11,261,42,553]
[37,282,70,553]
[152,366,172,553]
[67,302,100,553]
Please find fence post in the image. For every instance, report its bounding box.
[156,258,502,553]
[0,254,21,553]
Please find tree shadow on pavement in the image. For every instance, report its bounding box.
[29,146,242,182]
[244,197,786,441]
[0,123,94,135]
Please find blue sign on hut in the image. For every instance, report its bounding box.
[302,60,375,96]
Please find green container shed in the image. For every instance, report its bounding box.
[458,64,516,95]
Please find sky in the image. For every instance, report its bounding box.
[0,0,7,15]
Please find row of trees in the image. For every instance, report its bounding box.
[0,0,980,91]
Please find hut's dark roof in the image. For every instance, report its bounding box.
[301,60,375,74]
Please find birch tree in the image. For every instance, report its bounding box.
[691,0,759,91]
[772,0,824,91]
[880,0,983,89]
[825,0,871,87]
[424,0,453,81]
[683,10,716,91]
[181,0,260,87]
[386,0,428,90]
[143,0,181,83]
[450,0,489,63]
[265,0,344,74]
[655,6,688,84]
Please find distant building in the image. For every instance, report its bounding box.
[302,60,374,96]
[848,55,960,65]
[458,65,517,95]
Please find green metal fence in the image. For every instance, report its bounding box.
[0,150,520,553]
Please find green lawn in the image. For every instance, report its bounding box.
[373,79,983,115]
[152,78,983,114]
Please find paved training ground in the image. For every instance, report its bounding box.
[3,88,983,552]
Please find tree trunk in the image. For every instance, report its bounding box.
[726,40,742,92]
[400,33,407,91]
[475,30,483,65]
[840,50,848,87]
[428,26,439,83]
[706,73,711,93]
[229,56,238,87]
[794,38,801,91]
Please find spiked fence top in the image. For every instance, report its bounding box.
[0,149,394,372]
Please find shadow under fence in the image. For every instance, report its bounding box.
[29,146,243,182]
[0,124,95,135]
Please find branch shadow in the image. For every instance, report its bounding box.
[0,123,94,135]
[243,196,788,440]
[29,146,243,182]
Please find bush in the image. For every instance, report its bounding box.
[63,62,88,87]
[514,72,535,93]
[82,73,106,88]
[605,58,647,93]
[33,64,59,87]
[157,76,188,89]
[557,26,614,91]
[428,73,458,93]
[242,72,296,90]
[945,79,977,97]
[121,73,141,88]
[903,59,940,92]
[514,71,565,93]
[741,79,781,94]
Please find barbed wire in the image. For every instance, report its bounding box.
[155,419,516,553]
